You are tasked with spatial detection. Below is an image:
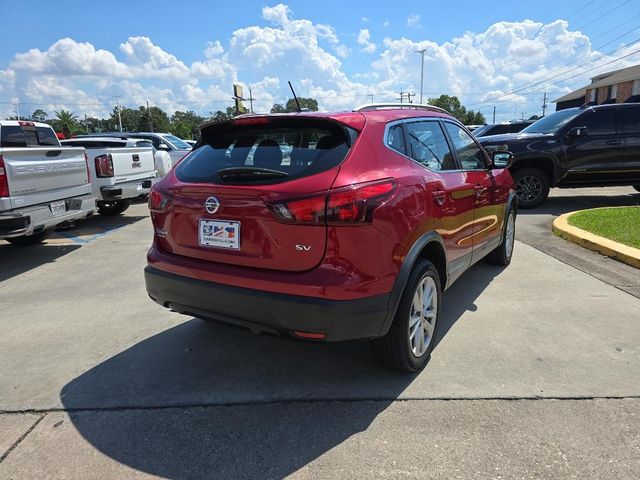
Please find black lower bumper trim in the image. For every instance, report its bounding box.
[144,266,390,342]
[0,214,30,236]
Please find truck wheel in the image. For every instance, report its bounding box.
[6,230,52,246]
[633,185,640,193]
[370,259,441,373]
[487,207,516,266]
[512,167,550,208]
[97,200,131,216]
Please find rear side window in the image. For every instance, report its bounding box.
[1,125,60,147]
[620,108,640,134]
[176,119,354,184]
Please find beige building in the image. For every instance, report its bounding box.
[554,64,640,110]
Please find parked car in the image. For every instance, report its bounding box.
[0,121,96,245]
[472,121,533,138]
[144,104,517,372]
[61,137,156,215]
[78,132,191,167]
[479,103,640,208]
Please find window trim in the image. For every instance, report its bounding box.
[383,117,463,173]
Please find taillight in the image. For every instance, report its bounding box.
[84,152,91,183]
[270,178,396,225]
[148,188,169,212]
[0,156,9,197]
[94,153,114,177]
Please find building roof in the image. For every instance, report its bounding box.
[554,63,640,103]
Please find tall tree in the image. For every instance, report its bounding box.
[54,110,79,138]
[31,109,48,122]
[427,95,485,125]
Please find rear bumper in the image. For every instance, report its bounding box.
[0,194,96,239]
[100,179,153,201]
[144,266,390,342]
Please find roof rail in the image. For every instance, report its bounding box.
[353,103,451,115]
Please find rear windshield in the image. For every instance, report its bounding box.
[1,125,60,147]
[62,140,127,148]
[176,119,355,184]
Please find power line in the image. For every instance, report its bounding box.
[573,0,633,31]
[467,38,640,108]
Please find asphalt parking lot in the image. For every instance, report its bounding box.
[1,187,639,479]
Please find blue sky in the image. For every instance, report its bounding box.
[1,0,639,121]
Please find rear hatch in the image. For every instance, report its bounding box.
[154,116,358,272]
[108,147,156,182]
[1,123,89,209]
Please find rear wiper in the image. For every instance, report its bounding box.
[217,167,289,180]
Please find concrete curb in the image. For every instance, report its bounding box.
[552,209,640,269]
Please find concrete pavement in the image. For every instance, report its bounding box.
[1,192,639,478]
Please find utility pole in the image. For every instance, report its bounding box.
[248,87,254,114]
[541,91,548,117]
[368,94,374,103]
[407,93,415,104]
[114,96,123,132]
[15,99,20,120]
[415,49,426,104]
[147,100,153,132]
[84,114,89,134]
[492,106,496,123]
[513,103,518,122]
[398,91,406,103]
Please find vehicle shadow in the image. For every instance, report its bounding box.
[0,242,81,283]
[52,213,148,243]
[59,261,501,479]
[518,190,639,217]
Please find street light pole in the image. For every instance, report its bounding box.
[415,49,426,104]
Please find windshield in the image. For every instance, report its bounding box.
[161,134,191,150]
[522,109,582,134]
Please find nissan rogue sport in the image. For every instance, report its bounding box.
[145,104,517,372]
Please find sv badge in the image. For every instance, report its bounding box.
[295,244,312,251]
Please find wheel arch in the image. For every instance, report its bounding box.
[510,156,558,186]
[378,232,448,337]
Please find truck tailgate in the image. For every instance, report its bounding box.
[1,147,90,210]
[106,147,156,183]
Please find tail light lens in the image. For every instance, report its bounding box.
[270,178,396,225]
[84,152,91,183]
[148,187,169,212]
[94,153,114,177]
[0,156,9,197]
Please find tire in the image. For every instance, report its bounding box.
[97,200,131,216]
[633,185,640,193]
[487,208,516,266]
[512,167,550,209]
[6,230,52,246]
[371,259,441,373]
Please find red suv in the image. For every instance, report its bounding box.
[145,104,517,372]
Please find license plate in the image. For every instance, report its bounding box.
[136,183,143,191]
[50,200,66,216]
[199,219,240,250]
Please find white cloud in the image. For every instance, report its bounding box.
[361,17,370,23]
[406,14,422,28]
[2,8,640,122]
[357,29,377,54]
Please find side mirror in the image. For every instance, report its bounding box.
[492,151,514,169]
[567,126,587,138]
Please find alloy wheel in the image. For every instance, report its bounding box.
[408,276,438,357]
[516,176,542,203]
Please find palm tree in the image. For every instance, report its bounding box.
[54,110,78,138]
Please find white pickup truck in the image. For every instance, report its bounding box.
[61,137,156,215]
[0,121,96,245]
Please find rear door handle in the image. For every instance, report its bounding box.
[474,184,486,198]
[606,140,622,146]
[432,190,446,206]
